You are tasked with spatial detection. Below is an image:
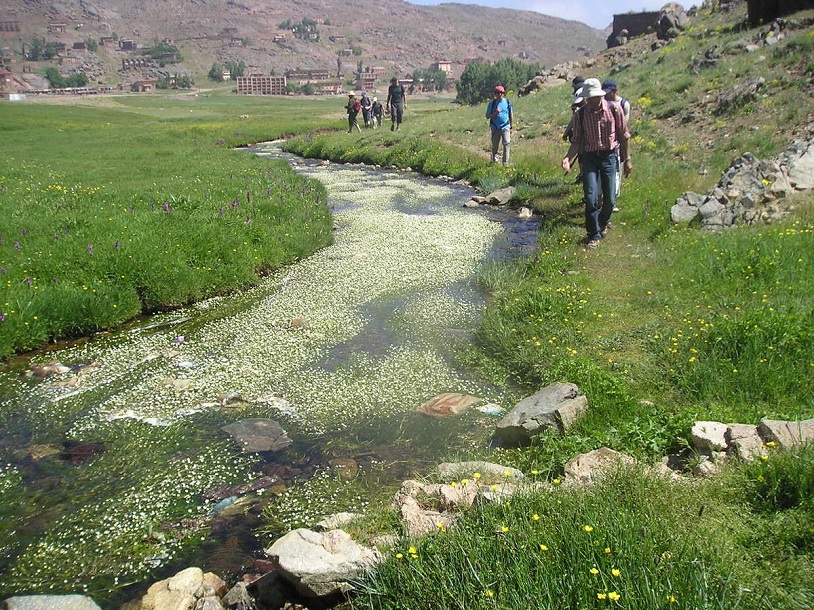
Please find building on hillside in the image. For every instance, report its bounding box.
[272,34,286,42]
[48,23,67,34]
[222,70,231,81]
[131,80,157,92]
[329,35,346,43]
[355,72,376,92]
[365,65,387,79]
[72,41,87,50]
[236,73,286,95]
[431,60,452,73]
[0,21,21,32]
[119,39,137,51]
[100,36,116,46]
[606,11,659,48]
[315,81,343,95]
[0,68,13,88]
[285,69,331,82]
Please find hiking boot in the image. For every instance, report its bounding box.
[585,239,601,250]
[601,223,612,237]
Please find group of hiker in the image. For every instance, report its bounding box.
[344,74,632,251]
[487,76,632,250]
[345,77,406,133]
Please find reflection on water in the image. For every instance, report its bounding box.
[0,143,540,606]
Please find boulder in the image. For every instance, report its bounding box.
[493,382,588,446]
[221,418,292,453]
[725,423,764,460]
[265,529,382,598]
[485,186,516,206]
[563,447,636,485]
[691,421,728,451]
[657,3,689,39]
[758,418,814,448]
[2,596,102,610]
[437,461,524,482]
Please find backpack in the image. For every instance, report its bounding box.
[353,99,361,112]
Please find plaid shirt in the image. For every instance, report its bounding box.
[573,99,630,153]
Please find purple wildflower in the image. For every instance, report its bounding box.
[173,335,186,344]
[0,312,5,322]
[231,199,239,208]
[14,242,20,250]
[163,202,170,212]
[150,203,156,211]
[24,277,32,286]
[0,267,5,274]
[21,229,28,236]
[114,240,120,250]
[87,244,93,255]
[218,208,224,216]
[52,277,59,283]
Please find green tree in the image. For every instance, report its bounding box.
[301,82,315,95]
[27,37,56,61]
[225,60,246,79]
[85,37,98,52]
[65,72,88,87]
[455,58,542,105]
[208,63,225,82]
[43,66,66,88]
[413,66,448,92]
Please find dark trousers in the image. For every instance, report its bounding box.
[582,150,617,240]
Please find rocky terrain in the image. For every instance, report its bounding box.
[0,0,607,87]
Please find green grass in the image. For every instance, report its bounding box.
[0,94,337,357]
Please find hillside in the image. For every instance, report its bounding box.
[0,0,606,87]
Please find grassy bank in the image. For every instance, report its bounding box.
[0,93,338,358]
[280,5,814,607]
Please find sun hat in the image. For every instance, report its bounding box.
[572,76,584,91]
[348,92,354,96]
[581,78,605,98]
[373,96,377,101]
[602,79,618,93]
[571,87,584,106]
[494,85,505,94]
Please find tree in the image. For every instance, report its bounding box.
[208,63,225,82]
[44,66,65,88]
[27,37,56,61]
[225,60,246,79]
[455,58,543,105]
[85,37,98,52]
[412,66,448,92]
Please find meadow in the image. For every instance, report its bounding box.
[0,92,338,357]
[0,4,813,607]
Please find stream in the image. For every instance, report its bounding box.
[0,143,540,606]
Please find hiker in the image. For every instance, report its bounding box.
[371,96,383,129]
[562,86,586,184]
[603,78,631,210]
[386,77,406,131]
[345,93,362,133]
[571,75,584,93]
[561,78,632,250]
[360,92,373,128]
[485,85,513,165]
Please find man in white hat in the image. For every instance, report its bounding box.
[561,77,632,249]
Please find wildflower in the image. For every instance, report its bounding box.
[114,241,120,250]
[597,593,607,600]
[761,455,769,461]
[584,525,594,533]
[667,594,677,603]
[504,470,513,477]
[24,277,32,286]
[87,244,93,255]
[484,590,494,598]
[539,544,548,552]
[232,199,240,207]
[608,591,620,601]
[218,208,224,216]
[604,547,611,554]
[531,469,539,475]
[0,313,5,322]
[163,203,170,212]
[14,242,20,250]
[408,546,417,555]
[461,478,470,485]
[437,522,446,532]
[490,484,499,491]
[611,568,621,577]
[532,514,540,521]
[765,441,776,448]
[590,567,599,575]
[501,524,509,533]
[395,553,403,559]
[552,478,561,485]
[473,472,482,480]
[52,277,58,283]
[1,267,6,274]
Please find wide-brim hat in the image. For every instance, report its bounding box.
[581,78,605,98]
[572,87,584,106]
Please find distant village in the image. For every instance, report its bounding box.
[0,11,653,99]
